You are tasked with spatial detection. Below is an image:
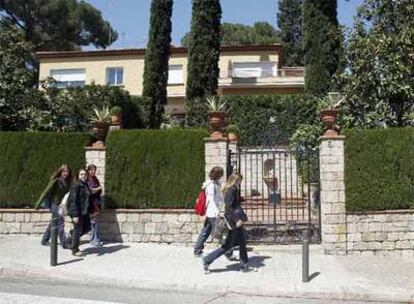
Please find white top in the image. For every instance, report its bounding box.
[203,180,223,218]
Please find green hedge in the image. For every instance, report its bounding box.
[0,132,89,208]
[227,94,318,146]
[105,129,207,208]
[344,128,414,212]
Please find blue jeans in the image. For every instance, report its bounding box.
[42,203,67,246]
[194,217,216,254]
[203,227,248,267]
[90,216,101,245]
[194,217,233,257]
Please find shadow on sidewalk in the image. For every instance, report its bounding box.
[57,258,84,266]
[82,244,130,256]
[210,255,271,273]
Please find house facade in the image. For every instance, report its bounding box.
[37,44,304,115]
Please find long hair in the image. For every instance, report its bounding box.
[75,169,88,181]
[51,164,72,182]
[221,173,243,194]
[209,166,224,181]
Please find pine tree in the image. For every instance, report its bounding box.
[302,0,341,95]
[142,0,173,128]
[277,0,303,66]
[185,0,222,126]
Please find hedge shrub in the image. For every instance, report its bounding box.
[344,128,414,212]
[227,94,318,146]
[105,129,207,208]
[0,132,89,208]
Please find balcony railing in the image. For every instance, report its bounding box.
[220,67,305,79]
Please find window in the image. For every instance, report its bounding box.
[50,69,86,88]
[106,67,124,85]
[168,65,184,85]
[232,62,277,78]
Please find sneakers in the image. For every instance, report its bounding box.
[240,265,257,273]
[225,253,238,261]
[193,250,203,257]
[62,242,71,250]
[203,263,211,274]
[91,241,103,247]
[72,250,85,257]
[40,240,50,246]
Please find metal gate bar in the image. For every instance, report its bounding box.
[228,145,321,244]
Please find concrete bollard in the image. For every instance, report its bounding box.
[50,217,58,266]
[302,228,309,282]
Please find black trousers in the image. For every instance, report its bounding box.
[70,215,91,252]
[203,227,248,266]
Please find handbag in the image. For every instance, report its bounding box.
[58,192,70,216]
[212,215,228,240]
[224,206,248,230]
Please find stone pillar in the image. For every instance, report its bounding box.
[319,135,347,255]
[205,138,229,184]
[85,146,106,194]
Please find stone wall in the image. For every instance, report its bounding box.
[0,209,205,246]
[347,210,414,256]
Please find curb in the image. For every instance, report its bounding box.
[0,265,412,303]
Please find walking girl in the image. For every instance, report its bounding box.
[67,169,91,257]
[203,173,251,273]
[87,164,103,246]
[193,166,225,256]
[35,164,72,249]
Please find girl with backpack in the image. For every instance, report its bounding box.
[34,164,73,249]
[193,166,225,256]
[202,173,252,273]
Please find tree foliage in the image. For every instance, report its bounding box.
[0,26,38,130]
[181,22,280,47]
[302,0,341,95]
[142,0,173,128]
[185,0,221,124]
[277,0,303,66]
[340,0,414,128]
[0,0,117,51]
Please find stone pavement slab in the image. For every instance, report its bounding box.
[0,235,413,303]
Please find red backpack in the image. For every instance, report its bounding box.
[194,189,207,216]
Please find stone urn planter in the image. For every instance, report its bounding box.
[110,106,122,126]
[91,122,110,147]
[320,109,339,136]
[208,111,227,139]
[111,114,122,125]
[228,132,239,142]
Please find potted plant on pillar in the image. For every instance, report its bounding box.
[225,124,240,142]
[90,106,111,147]
[206,96,227,139]
[109,106,122,125]
[317,92,344,136]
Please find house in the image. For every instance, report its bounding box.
[37,44,304,116]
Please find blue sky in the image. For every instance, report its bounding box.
[86,0,364,49]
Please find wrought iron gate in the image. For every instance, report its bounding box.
[228,145,321,244]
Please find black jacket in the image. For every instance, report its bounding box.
[224,186,248,224]
[67,180,91,218]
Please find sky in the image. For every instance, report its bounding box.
[85,0,365,49]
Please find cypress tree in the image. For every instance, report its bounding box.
[277,0,303,66]
[302,0,340,95]
[186,0,222,126]
[142,0,173,128]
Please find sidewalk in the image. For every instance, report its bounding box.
[0,235,413,303]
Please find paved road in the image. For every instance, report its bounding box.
[0,277,389,304]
